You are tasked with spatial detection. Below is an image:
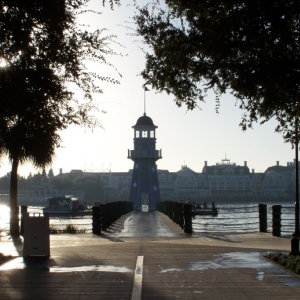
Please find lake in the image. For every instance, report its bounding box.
[0,202,297,237]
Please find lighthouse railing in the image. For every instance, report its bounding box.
[128,149,162,159]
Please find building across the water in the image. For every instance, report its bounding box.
[53,158,297,202]
[0,158,296,205]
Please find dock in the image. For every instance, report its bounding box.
[0,210,299,299]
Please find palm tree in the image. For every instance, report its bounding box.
[0,109,60,236]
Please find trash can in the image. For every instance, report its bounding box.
[23,213,50,257]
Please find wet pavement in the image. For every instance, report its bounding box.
[1,210,300,299]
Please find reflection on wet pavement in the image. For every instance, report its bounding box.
[115,211,183,238]
[0,257,133,273]
[156,251,300,288]
[50,265,132,273]
[188,251,300,287]
[159,267,182,273]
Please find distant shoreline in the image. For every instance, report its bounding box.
[0,196,295,207]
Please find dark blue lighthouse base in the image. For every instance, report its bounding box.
[129,159,161,210]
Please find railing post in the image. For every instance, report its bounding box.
[20,205,28,236]
[107,202,112,227]
[156,201,160,212]
[272,205,281,237]
[164,201,167,215]
[290,237,300,255]
[101,204,108,231]
[92,206,101,235]
[179,203,184,229]
[258,204,267,232]
[171,201,175,221]
[183,203,193,234]
[174,202,180,225]
[167,201,171,219]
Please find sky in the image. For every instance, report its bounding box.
[0,0,295,177]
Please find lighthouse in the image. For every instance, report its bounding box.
[128,113,162,210]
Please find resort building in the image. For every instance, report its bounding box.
[0,158,297,205]
[93,158,296,201]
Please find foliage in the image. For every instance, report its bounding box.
[134,0,300,144]
[266,252,300,275]
[75,175,104,201]
[0,0,122,235]
[0,170,104,202]
[48,168,55,179]
[51,176,74,191]
[0,0,122,159]
[52,174,104,201]
[49,224,85,234]
[0,172,27,190]
[49,225,60,234]
[0,173,11,190]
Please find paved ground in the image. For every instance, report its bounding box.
[1,210,300,299]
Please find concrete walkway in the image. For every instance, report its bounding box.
[0,211,300,299]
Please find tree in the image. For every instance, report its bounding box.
[0,0,121,236]
[80,176,104,202]
[134,0,300,143]
[48,168,55,179]
[0,172,10,191]
[51,176,73,191]
[51,174,104,202]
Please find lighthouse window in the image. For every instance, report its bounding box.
[142,131,148,138]
[150,130,154,138]
[136,131,140,138]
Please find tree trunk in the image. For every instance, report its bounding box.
[10,158,19,237]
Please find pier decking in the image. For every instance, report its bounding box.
[0,210,298,299]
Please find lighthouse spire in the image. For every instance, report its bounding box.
[143,85,149,116]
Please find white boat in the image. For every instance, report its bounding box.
[43,195,89,215]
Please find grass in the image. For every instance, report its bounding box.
[265,252,300,275]
[49,224,86,234]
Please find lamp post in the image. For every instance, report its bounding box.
[291,119,300,255]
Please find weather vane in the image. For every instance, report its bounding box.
[143,84,150,115]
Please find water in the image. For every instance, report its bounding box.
[0,205,10,233]
[0,205,92,235]
[0,202,297,236]
[30,206,93,233]
[192,202,296,236]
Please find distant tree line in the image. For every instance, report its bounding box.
[0,169,104,202]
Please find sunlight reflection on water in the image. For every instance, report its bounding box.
[0,205,93,233]
[0,204,10,229]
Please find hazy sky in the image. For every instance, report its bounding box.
[0,0,295,177]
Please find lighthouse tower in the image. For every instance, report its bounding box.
[128,113,162,210]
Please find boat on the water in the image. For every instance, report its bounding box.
[192,208,218,216]
[43,195,91,215]
[192,202,218,216]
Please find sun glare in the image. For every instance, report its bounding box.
[0,205,9,234]
[0,58,7,68]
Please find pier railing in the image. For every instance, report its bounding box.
[156,201,193,234]
[192,203,295,237]
[92,201,134,235]
[1,202,296,237]
[156,201,296,237]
